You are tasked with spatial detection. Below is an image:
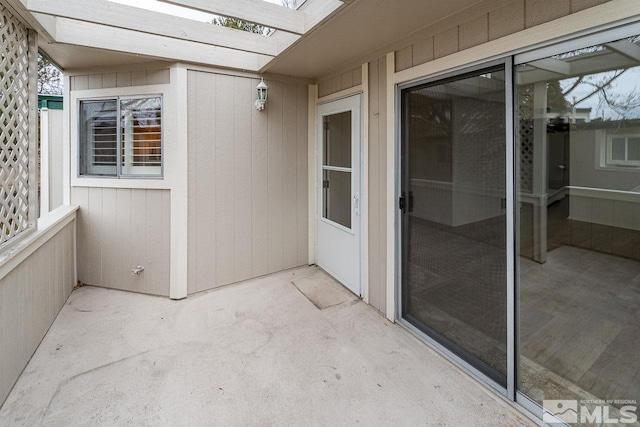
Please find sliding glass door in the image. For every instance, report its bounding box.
[400,64,510,388]
[515,33,640,423]
[398,28,640,422]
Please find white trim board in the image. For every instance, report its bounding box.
[307,84,318,265]
[169,65,189,299]
[361,63,369,305]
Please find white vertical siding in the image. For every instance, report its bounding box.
[72,187,171,296]
[187,70,309,294]
[0,220,76,406]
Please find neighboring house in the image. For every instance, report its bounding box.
[1,0,639,424]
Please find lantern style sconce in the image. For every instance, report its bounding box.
[255,78,268,111]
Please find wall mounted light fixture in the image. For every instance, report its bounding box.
[255,78,268,111]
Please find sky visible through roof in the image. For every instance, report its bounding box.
[109,0,286,23]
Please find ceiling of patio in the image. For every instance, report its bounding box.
[263,0,483,78]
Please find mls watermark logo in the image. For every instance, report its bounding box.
[543,400,578,424]
[543,399,638,425]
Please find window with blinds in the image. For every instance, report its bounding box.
[79,95,163,177]
[80,99,118,176]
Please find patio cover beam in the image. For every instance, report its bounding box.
[160,0,306,34]
[27,0,279,56]
[2,0,55,42]
[528,58,571,76]
[51,17,273,71]
[606,40,640,62]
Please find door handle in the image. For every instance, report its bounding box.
[354,192,360,215]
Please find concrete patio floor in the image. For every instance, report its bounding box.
[0,266,535,426]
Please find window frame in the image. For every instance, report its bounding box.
[606,134,640,167]
[78,94,164,179]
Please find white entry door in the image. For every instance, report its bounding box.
[316,95,361,296]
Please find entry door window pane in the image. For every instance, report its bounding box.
[322,169,351,229]
[401,67,507,386]
[323,111,352,168]
[322,110,353,230]
[516,34,640,417]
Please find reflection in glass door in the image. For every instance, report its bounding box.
[400,66,509,387]
[516,35,640,422]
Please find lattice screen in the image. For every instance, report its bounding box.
[519,119,534,193]
[0,5,32,245]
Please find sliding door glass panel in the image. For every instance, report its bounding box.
[401,67,508,386]
[516,35,640,419]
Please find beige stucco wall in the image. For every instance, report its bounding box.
[187,70,309,294]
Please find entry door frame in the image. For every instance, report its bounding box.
[316,94,364,296]
[394,57,516,400]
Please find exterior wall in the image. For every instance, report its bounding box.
[0,216,76,406]
[314,0,621,318]
[187,70,308,294]
[317,66,362,98]
[367,56,387,313]
[69,68,170,90]
[73,187,171,296]
[394,0,612,72]
[69,64,175,297]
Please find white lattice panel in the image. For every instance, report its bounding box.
[0,5,31,244]
[519,119,534,193]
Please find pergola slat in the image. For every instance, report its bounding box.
[160,0,306,34]
[528,58,571,76]
[606,40,640,62]
[53,17,271,71]
[27,0,278,56]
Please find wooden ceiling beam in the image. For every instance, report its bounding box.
[52,17,272,71]
[27,0,278,56]
[160,0,306,34]
[606,40,640,62]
